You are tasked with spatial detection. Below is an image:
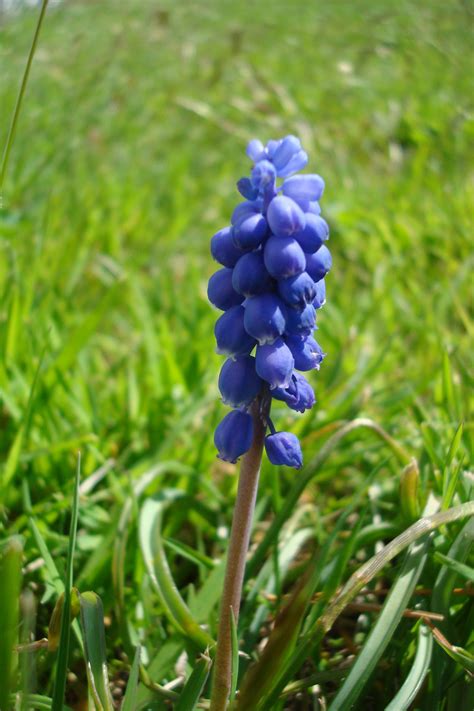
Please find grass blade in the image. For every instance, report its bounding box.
[79,591,114,711]
[139,495,215,652]
[0,536,23,709]
[121,645,141,711]
[174,653,212,711]
[0,0,50,188]
[51,453,81,711]
[229,609,239,705]
[329,520,435,709]
[384,622,433,711]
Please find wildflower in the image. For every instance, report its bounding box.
[208,136,331,468]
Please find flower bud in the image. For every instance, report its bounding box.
[278,150,308,178]
[286,335,324,371]
[272,372,315,412]
[243,293,287,345]
[282,174,325,203]
[278,272,316,308]
[294,214,329,253]
[218,355,263,408]
[285,303,316,336]
[231,200,262,226]
[214,305,257,357]
[246,139,265,161]
[305,245,332,282]
[214,410,253,463]
[265,431,303,469]
[211,226,244,267]
[237,177,259,200]
[232,252,274,297]
[272,136,301,171]
[232,213,268,250]
[313,279,326,309]
[256,338,294,389]
[208,268,244,311]
[264,236,306,279]
[267,196,306,238]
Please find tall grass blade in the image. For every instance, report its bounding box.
[0,0,50,189]
[121,645,141,711]
[51,453,81,711]
[0,536,23,709]
[174,653,212,711]
[79,591,114,711]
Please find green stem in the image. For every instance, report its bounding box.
[1,0,49,191]
[210,396,270,711]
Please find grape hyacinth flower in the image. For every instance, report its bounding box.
[209,135,331,472]
[208,136,332,711]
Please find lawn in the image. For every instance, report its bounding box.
[1,0,473,708]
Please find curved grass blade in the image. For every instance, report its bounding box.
[51,454,81,711]
[139,494,215,652]
[174,653,212,711]
[384,622,433,711]
[0,536,23,709]
[111,461,192,651]
[79,592,114,711]
[329,499,438,710]
[121,645,141,711]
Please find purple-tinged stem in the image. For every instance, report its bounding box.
[210,395,269,711]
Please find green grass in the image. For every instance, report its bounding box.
[1,0,473,708]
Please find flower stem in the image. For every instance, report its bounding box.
[210,395,269,711]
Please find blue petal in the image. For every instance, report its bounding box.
[278,272,316,308]
[211,226,245,267]
[272,136,301,171]
[214,410,253,463]
[282,174,325,202]
[208,268,245,311]
[231,200,262,226]
[267,196,306,238]
[277,150,308,178]
[246,139,265,162]
[265,431,303,469]
[272,372,315,412]
[255,339,294,389]
[264,236,306,279]
[265,139,282,159]
[313,279,326,309]
[305,245,332,282]
[286,335,325,371]
[214,305,257,357]
[237,177,259,200]
[232,251,274,297]
[251,160,276,191]
[243,293,287,345]
[232,213,268,250]
[285,303,316,336]
[294,214,329,254]
[218,355,263,408]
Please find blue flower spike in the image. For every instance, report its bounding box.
[208,136,331,468]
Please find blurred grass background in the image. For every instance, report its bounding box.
[1,0,473,707]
